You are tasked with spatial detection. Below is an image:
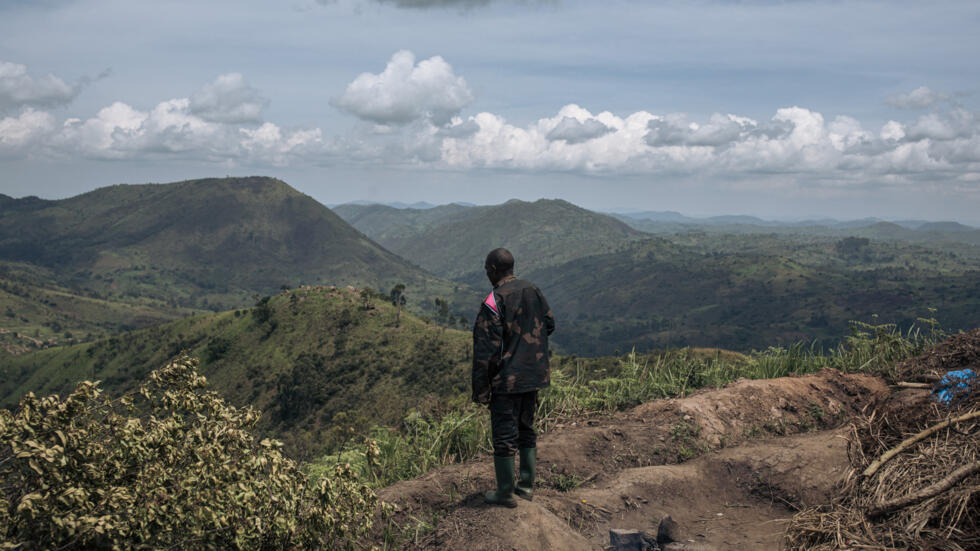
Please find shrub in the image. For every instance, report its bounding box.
[0,355,377,550]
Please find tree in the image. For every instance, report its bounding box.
[835,236,870,257]
[390,283,406,327]
[434,298,451,327]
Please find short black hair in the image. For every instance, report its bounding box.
[485,248,514,274]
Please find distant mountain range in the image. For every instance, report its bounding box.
[331,202,976,231]
[4,177,978,463]
[0,177,469,304]
[610,210,976,231]
[333,198,980,354]
[3,178,979,359]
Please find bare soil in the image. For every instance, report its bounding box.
[376,368,889,550]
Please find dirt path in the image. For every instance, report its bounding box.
[377,369,888,550]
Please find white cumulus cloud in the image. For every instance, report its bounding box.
[0,108,56,157]
[546,116,612,144]
[190,73,268,124]
[435,103,980,181]
[0,73,324,165]
[332,50,474,126]
[0,61,77,113]
[887,86,948,109]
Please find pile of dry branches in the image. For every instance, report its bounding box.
[785,331,979,550]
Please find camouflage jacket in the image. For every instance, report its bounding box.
[472,275,555,403]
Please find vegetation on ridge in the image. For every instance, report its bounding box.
[0,286,472,459]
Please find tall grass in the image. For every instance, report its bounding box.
[307,319,945,487]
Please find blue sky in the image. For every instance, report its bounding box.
[2,0,979,223]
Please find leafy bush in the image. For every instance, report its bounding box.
[0,355,378,550]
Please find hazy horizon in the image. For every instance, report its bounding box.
[3,176,977,227]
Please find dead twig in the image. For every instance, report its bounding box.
[892,382,932,389]
[862,410,980,478]
[867,460,980,518]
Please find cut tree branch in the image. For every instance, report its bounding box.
[862,410,980,478]
[868,461,980,518]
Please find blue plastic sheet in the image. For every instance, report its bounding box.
[933,369,976,405]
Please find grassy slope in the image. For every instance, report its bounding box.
[334,199,648,283]
[0,286,471,459]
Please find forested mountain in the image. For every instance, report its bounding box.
[0,177,477,352]
[0,177,455,306]
[0,286,470,459]
[334,198,647,284]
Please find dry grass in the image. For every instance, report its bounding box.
[785,331,980,550]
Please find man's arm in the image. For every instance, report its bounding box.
[472,302,503,404]
[536,286,556,336]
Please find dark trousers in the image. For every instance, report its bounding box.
[489,391,537,457]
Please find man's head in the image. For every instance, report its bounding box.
[485,248,514,286]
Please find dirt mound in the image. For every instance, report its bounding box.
[417,429,850,551]
[376,369,889,550]
[537,368,884,480]
[895,328,980,382]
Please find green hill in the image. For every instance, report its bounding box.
[334,199,647,283]
[0,177,479,347]
[527,237,980,354]
[0,285,471,458]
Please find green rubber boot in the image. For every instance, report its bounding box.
[485,455,518,507]
[515,447,536,500]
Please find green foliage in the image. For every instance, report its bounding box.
[309,406,491,488]
[549,468,582,492]
[0,355,378,550]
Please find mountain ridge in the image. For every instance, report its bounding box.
[335,198,648,284]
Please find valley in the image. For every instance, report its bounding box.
[2,176,977,550]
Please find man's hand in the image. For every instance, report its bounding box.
[474,390,491,406]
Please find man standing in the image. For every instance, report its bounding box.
[472,248,555,507]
